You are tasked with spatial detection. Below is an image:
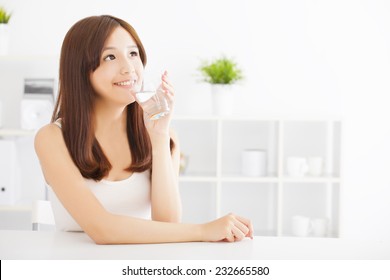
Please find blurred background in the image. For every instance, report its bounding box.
[0,0,389,241]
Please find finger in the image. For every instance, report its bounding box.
[162,80,173,90]
[233,219,250,237]
[235,215,254,239]
[161,71,173,86]
[165,91,174,104]
[225,231,235,243]
[161,72,173,86]
[231,226,245,241]
[162,81,174,95]
[162,73,170,83]
[161,88,174,107]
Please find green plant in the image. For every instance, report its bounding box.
[0,7,12,24]
[199,56,243,85]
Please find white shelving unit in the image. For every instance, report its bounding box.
[0,129,35,137]
[172,115,342,238]
[0,54,57,226]
[0,129,39,230]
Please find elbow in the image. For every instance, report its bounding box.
[91,234,111,245]
[153,217,181,223]
[85,223,116,245]
[171,213,182,223]
[152,202,182,223]
[152,211,182,223]
[88,230,112,245]
[165,216,181,223]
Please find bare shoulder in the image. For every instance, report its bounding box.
[34,123,65,156]
[34,122,84,189]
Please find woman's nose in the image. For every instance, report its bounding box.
[120,61,135,75]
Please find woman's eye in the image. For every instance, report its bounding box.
[130,51,138,57]
[104,54,116,61]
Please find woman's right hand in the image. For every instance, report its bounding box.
[200,213,254,242]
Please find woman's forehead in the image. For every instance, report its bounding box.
[103,26,137,49]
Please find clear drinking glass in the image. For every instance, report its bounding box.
[135,74,170,120]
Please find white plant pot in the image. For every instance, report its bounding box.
[0,24,10,56]
[211,84,235,116]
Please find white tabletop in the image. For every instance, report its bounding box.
[0,230,389,260]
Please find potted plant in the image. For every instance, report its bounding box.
[0,6,12,55]
[199,56,243,115]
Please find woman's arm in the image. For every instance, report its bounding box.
[143,71,182,222]
[35,124,253,244]
[149,130,182,222]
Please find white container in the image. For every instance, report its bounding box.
[311,218,328,237]
[0,24,10,56]
[211,84,235,116]
[291,215,311,237]
[308,157,324,176]
[241,149,267,177]
[21,99,53,130]
[286,157,308,177]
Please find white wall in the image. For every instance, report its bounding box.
[1,0,389,241]
[2,0,342,117]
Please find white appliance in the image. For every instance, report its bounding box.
[21,99,53,130]
[0,140,18,205]
[20,78,54,130]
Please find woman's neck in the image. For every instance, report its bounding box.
[93,100,128,139]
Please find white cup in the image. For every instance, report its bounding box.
[241,149,267,177]
[286,157,308,177]
[291,215,311,237]
[134,73,170,120]
[308,157,324,176]
[311,218,328,237]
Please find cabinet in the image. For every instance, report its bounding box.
[0,118,342,235]
[172,116,342,238]
[0,55,57,229]
[0,129,43,230]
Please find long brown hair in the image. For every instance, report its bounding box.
[52,15,172,181]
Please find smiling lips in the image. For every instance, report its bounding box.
[114,80,135,87]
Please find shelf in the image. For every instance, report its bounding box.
[282,176,341,183]
[174,115,280,121]
[179,175,340,183]
[173,115,342,122]
[221,176,279,183]
[175,117,342,238]
[0,55,59,62]
[0,129,36,137]
[0,114,341,236]
[0,204,32,212]
[179,176,217,182]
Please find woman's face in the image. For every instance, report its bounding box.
[90,26,144,105]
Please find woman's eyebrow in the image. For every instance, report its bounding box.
[102,45,138,51]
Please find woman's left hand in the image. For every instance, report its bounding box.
[144,70,175,139]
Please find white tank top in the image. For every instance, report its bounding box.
[48,120,151,231]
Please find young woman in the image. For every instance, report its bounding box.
[35,15,253,244]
